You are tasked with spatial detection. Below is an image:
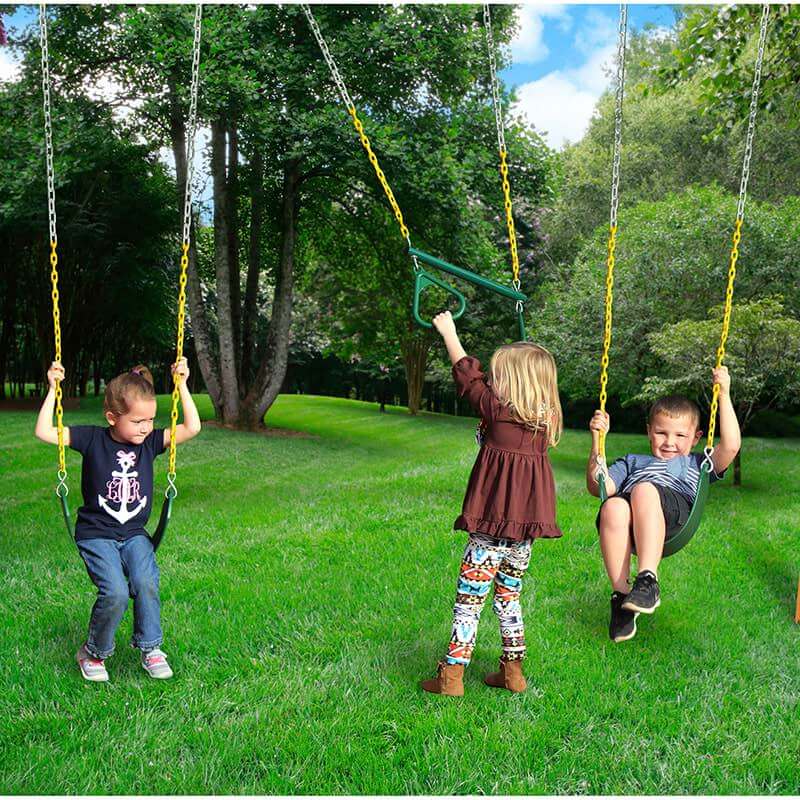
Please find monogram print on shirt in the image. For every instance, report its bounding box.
[98,450,147,525]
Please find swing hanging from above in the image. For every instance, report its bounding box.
[39,2,204,550]
[302,4,528,340]
[594,3,770,558]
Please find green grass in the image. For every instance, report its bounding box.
[1,394,798,794]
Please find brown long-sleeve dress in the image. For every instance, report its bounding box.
[452,356,562,541]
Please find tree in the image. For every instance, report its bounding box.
[657,5,800,136]
[536,186,800,408]
[636,297,800,485]
[543,14,800,271]
[0,72,177,398]
[17,4,533,428]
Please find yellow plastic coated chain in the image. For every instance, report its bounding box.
[597,225,618,464]
[49,240,66,481]
[706,218,741,449]
[167,241,189,483]
[499,150,520,286]
[348,107,410,243]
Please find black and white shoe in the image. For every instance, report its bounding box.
[609,591,638,642]
[621,570,661,614]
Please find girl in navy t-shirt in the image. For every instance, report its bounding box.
[35,359,201,682]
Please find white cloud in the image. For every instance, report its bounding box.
[515,73,601,149]
[0,48,21,83]
[573,8,617,55]
[511,5,571,65]
[513,12,619,149]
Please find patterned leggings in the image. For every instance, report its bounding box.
[445,533,532,666]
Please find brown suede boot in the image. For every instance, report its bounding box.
[484,659,527,693]
[420,660,465,696]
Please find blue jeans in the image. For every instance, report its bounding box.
[76,534,162,659]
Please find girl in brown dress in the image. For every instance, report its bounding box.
[421,311,563,697]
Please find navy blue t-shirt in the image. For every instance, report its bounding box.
[68,425,166,541]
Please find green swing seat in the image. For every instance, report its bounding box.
[598,461,712,558]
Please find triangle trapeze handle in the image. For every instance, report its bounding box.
[412,269,467,330]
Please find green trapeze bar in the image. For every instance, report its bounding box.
[408,247,527,303]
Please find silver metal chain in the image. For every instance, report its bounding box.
[483,4,506,155]
[609,4,627,230]
[181,4,203,246]
[39,4,57,244]
[736,3,769,221]
[301,5,355,110]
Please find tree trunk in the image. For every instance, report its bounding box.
[242,151,264,386]
[93,355,101,395]
[169,78,222,414]
[401,332,430,415]
[240,159,300,428]
[211,119,240,423]
[0,250,18,400]
[733,450,741,486]
[227,122,242,387]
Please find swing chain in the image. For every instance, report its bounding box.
[168,4,202,483]
[597,5,627,463]
[609,4,627,231]
[483,4,506,156]
[181,4,202,251]
[594,454,609,485]
[40,5,57,245]
[40,4,67,484]
[484,4,522,301]
[408,237,421,274]
[737,4,769,222]
[707,4,769,450]
[165,471,178,500]
[302,5,415,257]
[702,446,715,475]
[56,469,69,498]
[302,4,354,110]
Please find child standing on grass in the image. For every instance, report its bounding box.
[35,358,201,682]
[587,367,740,643]
[421,311,563,697]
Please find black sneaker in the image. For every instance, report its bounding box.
[621,570,661,614]
[609,591,638,642]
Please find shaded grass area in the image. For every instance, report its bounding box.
[1,394,798,794]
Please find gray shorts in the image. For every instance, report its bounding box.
[595,483,692,542]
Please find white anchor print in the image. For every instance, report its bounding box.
[98,450,147,524]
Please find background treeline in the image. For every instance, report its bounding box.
[2,5,798,441]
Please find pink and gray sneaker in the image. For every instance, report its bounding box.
[141,648,173,679]
[76,644,109,682]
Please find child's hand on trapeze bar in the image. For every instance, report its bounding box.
[432,310,457,339]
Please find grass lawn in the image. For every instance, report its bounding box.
[1,393,798,794]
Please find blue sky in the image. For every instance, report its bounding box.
[503,4,677,146]
[1,3,678,153]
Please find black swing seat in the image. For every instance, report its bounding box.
[58,491,174,552]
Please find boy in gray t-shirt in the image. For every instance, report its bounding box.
[586,366,741,643]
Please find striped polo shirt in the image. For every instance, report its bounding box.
[607,452,725,502]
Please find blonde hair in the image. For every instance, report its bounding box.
[489,342,563,446]
[104,365,156,416]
